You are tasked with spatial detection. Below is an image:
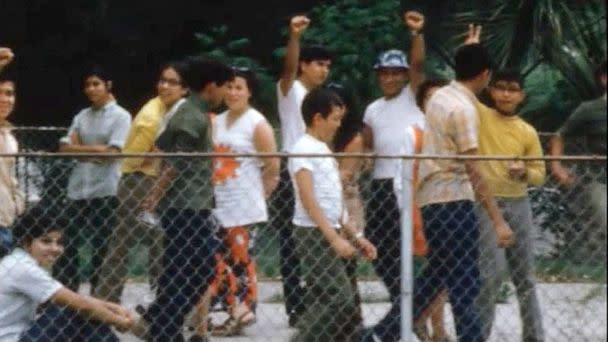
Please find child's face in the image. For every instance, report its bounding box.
[489,80,525,115]
[84,75,112,107]
[27,231,64,268]
[300,60,331,87]
[314,105,344,142]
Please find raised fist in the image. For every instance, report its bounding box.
[290,16,311,36]
[404,11,425,32]
[0,48,14,69]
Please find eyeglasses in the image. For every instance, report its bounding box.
[158,77,182,87]
[491,84,522,93]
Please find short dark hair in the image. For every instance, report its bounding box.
[0,65,16,85]
[454,44,493,81]
[230,67,259,95]
[12,205,68,247]
[159,60,191,88]
[491,69,523,87]
[300,45,332,63]
[416,79,449,110]
[301,88,344,127]
[325,82,363,152]
[82,64,112,83]
[185,55,233,91]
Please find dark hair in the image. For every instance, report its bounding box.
[0,65,16,85]
[300,45,332,63]
[454,44,493,81]
[11,205,67,247]
[491,69,523,87]
[301,88,344,127]
[184,55,233,91]
[82,64,112,83]
[159,60,191,90]
[416,79,449,111]
[325,83,363,152]
[230,67,259,96]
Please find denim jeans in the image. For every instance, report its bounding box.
[413,200,483,342]
[20,304,118,342]
[143,208,220,342]
[0,225,13,257]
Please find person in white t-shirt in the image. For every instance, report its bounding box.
[0,206,135,342]
[360,10,427,342]
[273,15,333,326]
[289,88,376,342]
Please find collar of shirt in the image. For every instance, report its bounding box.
[89,100,117,115]
[450,81,478,104]
[156,98,186,139]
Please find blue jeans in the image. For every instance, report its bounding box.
[413,200,483,342]
[20,304,118,341]
[0,225,13,257]
[143,208,220,342]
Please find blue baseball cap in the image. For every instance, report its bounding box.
[373,49,409,70]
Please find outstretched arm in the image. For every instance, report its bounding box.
[404,11,426,92]
[51,287,135,331]
[278,16,310,96]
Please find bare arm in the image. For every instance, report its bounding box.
[463,149,513,247]
[548,134,574,186]
[404,11,426,92]
[294,169,355,258]
[279,16,310,96]
[140,162,176,211]
[253,120,280,198]
[50,287,134,331]
[338,134,364,183]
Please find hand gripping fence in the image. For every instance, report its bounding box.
[0,127,605,342]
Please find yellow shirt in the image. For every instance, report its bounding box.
[121,97,166,176]
[476,102,545,197]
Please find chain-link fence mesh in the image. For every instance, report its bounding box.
[0,128,605,342]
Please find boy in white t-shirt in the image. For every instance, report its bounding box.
[289,88,376,342]
[274,15,333,326]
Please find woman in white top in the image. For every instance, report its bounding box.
[193,68,279,338]
[0,206,134,342]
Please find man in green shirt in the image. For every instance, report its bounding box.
[550,60,607,259]
[138,58,232,341]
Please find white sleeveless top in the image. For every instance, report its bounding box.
[212,107,268,227]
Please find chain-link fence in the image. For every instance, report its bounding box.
[1,127,606,342]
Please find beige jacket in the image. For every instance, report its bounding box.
[0,124,24,227]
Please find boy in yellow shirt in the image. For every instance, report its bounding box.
[475,69,546,342]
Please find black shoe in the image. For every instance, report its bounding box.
[188,335,210,342]
[288,310,303,328]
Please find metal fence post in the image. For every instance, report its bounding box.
[401,160,413,342]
